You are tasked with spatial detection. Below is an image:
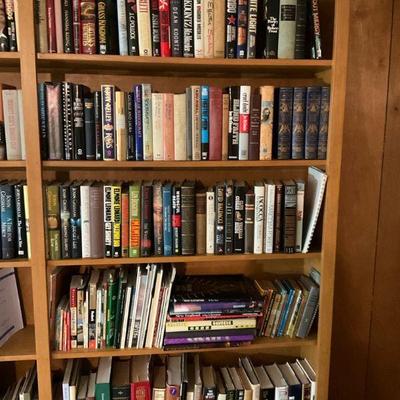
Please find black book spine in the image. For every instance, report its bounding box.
[0,1,9,51]
[214,183,225,254]
[304,86,321,159]
[84,97,96,160]
[264,0,279,58]
[291,87,306,159]
[62,0,74,53]
[93,91,103,160]
[126,0,139,55]
[233,184,245,253]
[170,0,183,57]
[60,184,71,259]
[274,183,282,252]
[73,84,85,160]
[224,182,234,254]
[127,92,136,160]
[0,184,15,259]
[62,82,74,160]
[317,86,330,160]
[70,184,81,258]
[283,182,297,253]
[183,0,193,57]
[181,183,196,255]
[5,0,17,51]
[0,124,5,160]
[97,0,119,54]
[308,0,322,59]
[172,185,182,255]
[228,86,240,160]
[295,0,306,59]
[14,184,27,258]
[150,0,161,56]
[275,87,293,160]
[225,0,237,58]
[244,191,254,253]
[236,0,248,59]
[38,83,49,160]
[246,0,258,58]
[140,184,153,256]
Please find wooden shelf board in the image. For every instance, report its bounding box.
[0,326,36,362]
[42,160,326,170]
[47,252,320,267]
[0,160,26,169]
[36,53,332,75]
[0,259,30,268]
[52,336,316,359]
[0,52,20,69]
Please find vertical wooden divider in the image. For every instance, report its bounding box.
[19,0,52,397]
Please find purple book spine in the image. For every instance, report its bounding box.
[101,85,116,160]
[172,301,257,313]
[164,334,255,345]
[134,85,143,161]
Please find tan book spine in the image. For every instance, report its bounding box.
[213,0,225,58]
[163,93,174,160]
[2,89,22,160]
[259,86,274,160]
[174,93,187,160]
[191,86,201,160]
[54,0,64,53]
[115,91,127,161]
[203,0,214,57]
[152,93,164,160]
[137,0,152,56]
[196,191,206,254]
[221,93,229,160]
[37,0,48,52]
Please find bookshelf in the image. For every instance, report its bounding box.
[0,0,350,398]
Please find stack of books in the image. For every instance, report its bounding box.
[39,82,330,161]
[0,0,17,52]
[38,0,322,60]
[1,365,37,400]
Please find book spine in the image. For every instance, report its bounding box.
[213,0,224,58]
[264,184,275,253]
[106,273,117,346]
[116,91,127,161]
[283,183,297,253]
[142,84,153,160]
[73,84,85,159]
[61,0,73,52]
[238,85,251,160]
[98,0,118,54]
[89,283,97,348]
[60,185,71,258]
[127,92,136,160]
[233,185,245,253]
[174,93,187,160]
[309,0,322,59]
[244,191,254,253]
[72,0,80,52]
[38,83,49,160]
[84,97,96,160]
[141,184,153,256]
[104,184,113,257]
[129,184,141,257]
[214,183,225,254]
[228,86,240,160]
[117,0,128,55]
[209,87,222,161]
[181,183,195,255]
[45,185,60,260]
[153,183,164,255]
[70,185,81,258]
[195,192,206,254]
[81,0,97,54]
[200,85,209,160]
[295,181,304,252]
[90,186,104,258]
[126,0,140,55]
[0,124,5,161]
[253,185,264,254]
[295,0,306,58]
[36,0,48,53]
[61,82,73,160]
[236,0,248,58]
[23,186,30,259]
[193,0,203,57]
[0,184,14,258]
[93,91,103,160]
[80,185,91,258]
[137,0,152,56]
[221,93,229,160]
[46,0,57,52]
[224,183,234,254]
[248,90,261,160]
[185,88,193,160]
[162,184,172,255]
[159,0,171,56]
[183,0,194,57]
[152,93,163,160]
[2,90,21,160]
[291,87,306,159]
[45,83,63,159]
[170,0,183,56]
[101,85,116,160]
[172,185,181,255]
[305,86,321,159]
[112,185,122,257]
[14,184,27,257]
[225,0,237,58]
[264,0,279,58]
[70,286,78,348]
[134,85,144,160]
[191,86,201,160]
[150,0,161,56]
[203,0,214,57]
[274,183,282,252]
[163,93,174,160]
[246,0,257,58]
[206,189,215,254]
[317,86,330,160]
[277,0,297,59]
[259,86,274,160]
[276,87,293,160]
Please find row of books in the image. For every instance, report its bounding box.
[38,0,323,60]
[0,0,18,52]
[1,365,37,400]
[0,86,26,160]
[59,355,316,400]
[0,182,30,259]
[39,83,330,162]
[44,171,327,260]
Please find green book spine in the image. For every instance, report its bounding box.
[105,271,117,347]
[46,185,61,259]
[95,382,111,400]
[129,183,141,257]
[113,268,127,348]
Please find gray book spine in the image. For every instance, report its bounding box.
[277,0,297,59]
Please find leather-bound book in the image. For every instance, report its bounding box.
[181,181,196,255]
[209,87,223,160]
[195,189,206,254]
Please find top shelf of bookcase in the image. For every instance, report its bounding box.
[36,54,332,76]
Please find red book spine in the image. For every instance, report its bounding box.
[159,0,171,56]
[209,87,223,160]
[121,191,129,257]
[46,0,57,52]
[80,0,97,54]
[132,381,151,400]
[163,93,174,160]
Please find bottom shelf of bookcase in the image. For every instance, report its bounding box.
[0,326,36,362]
[51,335,317,360]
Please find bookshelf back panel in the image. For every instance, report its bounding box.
[0,361,35,392]
[16,269,34,326]
[0,72,21,88]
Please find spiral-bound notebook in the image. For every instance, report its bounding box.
[302,167,328,253]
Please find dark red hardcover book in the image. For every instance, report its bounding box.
[159,0,171,57]
[140,182,153,256]
[209,87,223,161]
[274,181,283,252]
[46,0,57,52]
[80,0,97,54]
[248,90,261,160]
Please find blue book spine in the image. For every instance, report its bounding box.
[134,85,143,161]
[278,284,295,336]
[127,92,136,160]
[305,86,321,159]
[275,87,293,160]
[291,87,306,159]
[163,184,172,256]
[200,85,209,160]
[38,83,49,160]
[0,184,16,259]
[317,86,330,160]
[70,184,81,259]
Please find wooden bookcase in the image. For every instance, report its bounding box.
[0,0,349,398]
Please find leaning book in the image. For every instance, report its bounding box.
[0,267,24,346]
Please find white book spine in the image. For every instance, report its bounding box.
[119,285,132,349]
[152,93,164,160]
[203,0,214,57]
[296,181,305,252]
[174,93,187,160]
[117,0,128,55]
[83,290,89,348]
[253,185,264,254]
[191,86,201,160]
[115,91,127,161]
[275,387,289,400]
[238,85,251,160]
[80,186,91,258]
[23,185,31,259]
[127,271,141,348]
[137,0,152,56]
[54,0,64,53]
[277,0,297,59]
[2,90,22,160]
[264,183,275,253]
[95,287,102,349]
[17,90,25,160]
[194,0,203,57]
[206,190,215,254]
[142,84,153,160]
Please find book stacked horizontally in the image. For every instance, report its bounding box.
[164,275,263,348]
